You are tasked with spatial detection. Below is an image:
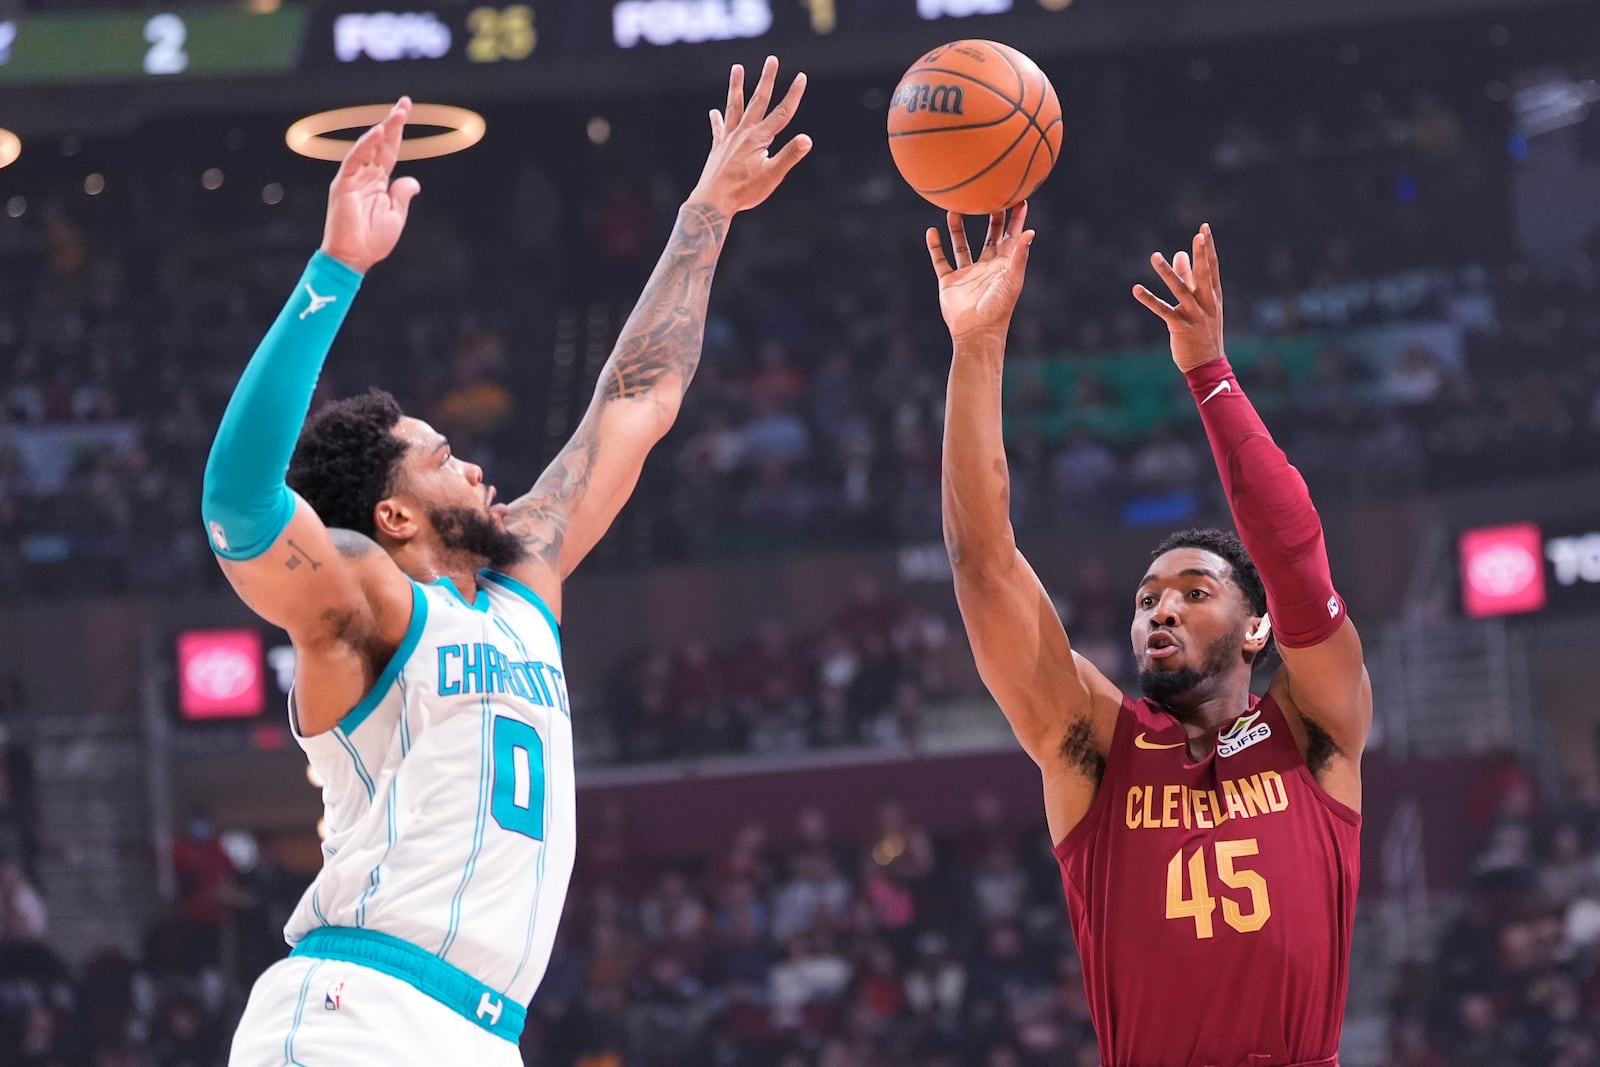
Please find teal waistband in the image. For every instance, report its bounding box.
[290,927,526,1042]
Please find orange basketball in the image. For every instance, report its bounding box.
[887,40,1062,216]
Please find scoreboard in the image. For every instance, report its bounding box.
[0,0,1079,87]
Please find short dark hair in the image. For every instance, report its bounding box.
[286,388,407,538]
[1153,527,1267,618]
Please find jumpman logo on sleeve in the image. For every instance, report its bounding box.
[300,284,338,319]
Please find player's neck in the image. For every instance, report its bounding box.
[392,543,482,602]
[1162,679,1254,736]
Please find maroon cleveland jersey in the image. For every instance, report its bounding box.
[1054,693,1360,1067]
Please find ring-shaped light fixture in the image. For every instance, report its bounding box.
[285,104,485,162]
[0,130,20,170]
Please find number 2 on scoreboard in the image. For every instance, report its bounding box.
[143,14,188,76]
[1165,838,1271,939]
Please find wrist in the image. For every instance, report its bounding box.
[951,326,1009,361]
[1183,354,1233,390]
[315,245,371,278]
[682,189,736,222]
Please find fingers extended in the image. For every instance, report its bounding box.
[745,56,780,123]
[979,211,1005,260]
[926,228,953,278]
[725,65,746,129]
[763,70,807,131]
[1006,201,1029,241]
[768,134,813,178]
[1200,223,1223,304]
[1173,250,1195,289]
[1132,283,1178,319]
[1149,253,1196,308]
[947,211,973,268]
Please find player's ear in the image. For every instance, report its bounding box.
[1244,612,1272,654]
[373,496,417,542]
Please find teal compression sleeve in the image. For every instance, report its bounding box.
[201,252,363,560]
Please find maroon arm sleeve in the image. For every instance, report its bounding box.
[1185,356,1345,648]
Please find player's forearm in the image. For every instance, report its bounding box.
[1187,356,1343,647]
[201,252,362,560]
[942,333,1019,569]
[590,201,729,435]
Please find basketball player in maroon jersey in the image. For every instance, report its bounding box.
[929,204,1370,1067]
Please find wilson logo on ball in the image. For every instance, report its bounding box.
[890,83,966,116]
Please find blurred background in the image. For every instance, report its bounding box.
[2,0,1600,1063]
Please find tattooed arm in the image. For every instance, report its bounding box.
[501,57,811,610]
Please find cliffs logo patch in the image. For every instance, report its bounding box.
[1217,710,1271,759]
[324,979,346,1011]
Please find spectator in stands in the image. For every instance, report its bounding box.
[168,809,236,968]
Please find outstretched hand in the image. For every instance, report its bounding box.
[320,97,422,275]
[1133,223,1225,373]
[926,203,1035,344]
[691,56,813,216]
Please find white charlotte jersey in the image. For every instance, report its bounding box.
[285,569,576,1008]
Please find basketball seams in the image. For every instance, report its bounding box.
[999,131,1051,209]
[915,118,1035,196]
[888,113,1023,138]
[989,43,1059,168]
[889,40,1062,213]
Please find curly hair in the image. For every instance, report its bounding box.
[1153,527,1268,618]
[286,388,408,538]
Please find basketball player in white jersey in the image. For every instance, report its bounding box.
[206,61,811,1064]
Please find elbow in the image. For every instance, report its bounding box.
[942,517,1015,572]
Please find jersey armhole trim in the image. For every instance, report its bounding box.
[343,581,428,734]
[480,569,562,651]
[1298,765,1363,828]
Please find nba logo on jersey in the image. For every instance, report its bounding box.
[324,980,346,1011]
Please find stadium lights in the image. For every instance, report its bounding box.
[285,103,485,162]
[0,129,20,170]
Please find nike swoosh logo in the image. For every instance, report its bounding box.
[1134,733,1186,751]
[1201,378,1232,405]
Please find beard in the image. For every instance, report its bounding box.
[427,504,527,571]
[1137,628,1242,706]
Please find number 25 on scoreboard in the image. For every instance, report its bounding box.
[1166,838,1271,939]
[466,5,535,63]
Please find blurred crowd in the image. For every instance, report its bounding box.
[6,758,1600,1067]
[585,568,1133,765]
[0,792,1111,1067]
[5,24,1600,596]
[1385,761,1600,1067]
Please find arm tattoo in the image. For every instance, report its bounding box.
[600,202,727,403]
[284,538,323,571]
[507,201,728,567]
[506,430,599,566]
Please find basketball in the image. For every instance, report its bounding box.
[887,40,1062,216]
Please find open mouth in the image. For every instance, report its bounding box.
[1145,632,1180,660]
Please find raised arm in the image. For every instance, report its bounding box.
[200,101,419,734]
[500,57,812,611]
[931,205,1123,844]
[1134,225,1372,803]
